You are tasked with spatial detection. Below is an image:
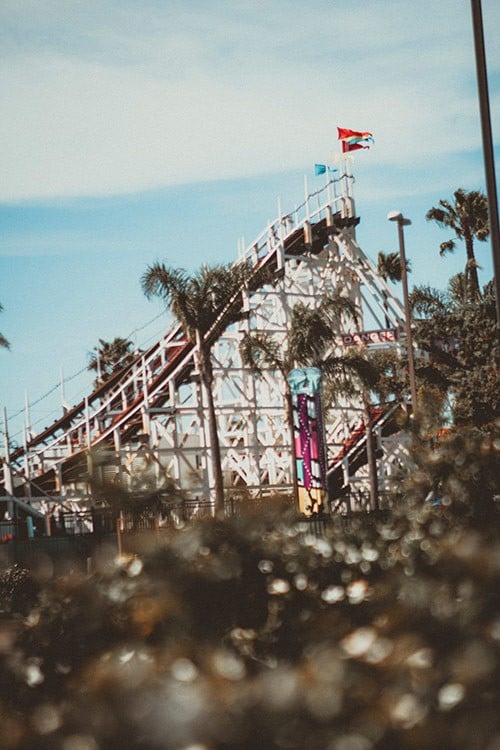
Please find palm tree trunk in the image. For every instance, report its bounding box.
[363,394,379,512]
[196,336,225,517]
[464,232,480,299]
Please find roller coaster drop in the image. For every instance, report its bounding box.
[1,166,411,522]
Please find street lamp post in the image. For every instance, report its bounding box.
[388,212,418,417]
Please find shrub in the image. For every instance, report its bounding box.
[0,564,39,617]
[0,501,499,749]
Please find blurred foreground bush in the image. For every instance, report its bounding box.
[0,564,39,617]
[0,501,499,750]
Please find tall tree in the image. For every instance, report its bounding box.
[411,276,498,427]
[88,337,136,387]
[142,261,260,517]
[0,303,10,350]
[426,188,489,300]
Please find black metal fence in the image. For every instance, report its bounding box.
[0,494,395,571]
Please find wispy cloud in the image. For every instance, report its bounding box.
[1,0,498,201]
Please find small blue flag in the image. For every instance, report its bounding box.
[314,163,338,176]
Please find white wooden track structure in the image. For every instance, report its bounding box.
[1,168,411,519]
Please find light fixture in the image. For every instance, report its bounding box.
[387,211,411,226]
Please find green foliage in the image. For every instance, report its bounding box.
[377,251,409,282]
[405,420,500,519]
[426,188,489,299]
[1,491,500,749]
[288,297,358,366]
[322,346,407,408]
[141,259,273,515]
[241,293,389,415]
[141,260,270,343]
[412,278,499,427]
[240,329,285,377]
[0,564,39,615]
[426,189,489,248]
[87,337,136,387]
[241,293,359,378]
[240,293,363,444]
[1,418,498,748]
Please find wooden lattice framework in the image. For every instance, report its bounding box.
[1,167,410,517]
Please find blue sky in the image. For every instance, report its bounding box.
[1,0,499,446]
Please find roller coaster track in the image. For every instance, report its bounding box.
[327,402,408,499]
[1,171,407,511]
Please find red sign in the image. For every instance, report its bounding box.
[341,328,398,347]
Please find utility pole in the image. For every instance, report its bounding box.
[471,0,500,336]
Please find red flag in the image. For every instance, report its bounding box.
[342,141,370,153]
[337,127,373,141]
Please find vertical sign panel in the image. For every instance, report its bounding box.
[287,367,327,515]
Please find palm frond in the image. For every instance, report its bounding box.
[321,352,374,406]
[87,336,135,383]
[286,295,359,367]
[428,189,489,250]
[240,332,286,375]
[377,251,403,282]
[439,239,456,256]
[319,294,360,327]
[141,264,187,301]
[426,205,455,229]
[410,285,448,318]
[288,304,333,365]
[0,303,9,349]
[447,273,468,307]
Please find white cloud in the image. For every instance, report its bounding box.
[0,0,499,201]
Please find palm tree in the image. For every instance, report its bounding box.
[377,251,410,328]
[241,294,385,510]
[142,261,260,517]
[410,275,498,427]
[377,251,404,283]
[426,188,489,300]
[88,337,136,387]
[241,295,359,422]
[0,303,10,350]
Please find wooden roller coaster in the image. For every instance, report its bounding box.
[1,167,411,522]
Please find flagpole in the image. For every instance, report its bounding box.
[304,174,310,220]
[303,174,312,247]
[336,128,373,240]
[340,153,356,238]
[326,167,332,205]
